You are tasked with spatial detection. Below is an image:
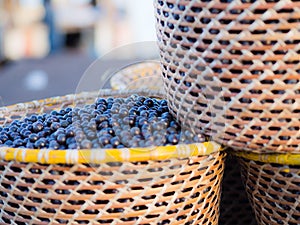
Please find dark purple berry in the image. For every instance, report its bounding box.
[26,142,34,148]
[0,135,8,143]
[68,143,78,149]
[32,121,44,133]
[60,120,69,128]
[13,139,24,147]
[104,144,113,149]
[99,135,111,146]
[144,99,154,107]
[34,138,47,149]
[57,134,66,145]
[167,134,179,145]
[80,140,92,149]
[50,122,60,131]
[29,134,38,142]
[130,127,141,136]
[4,140,13,146]
[49,140,60,150]
[110,137,120,147]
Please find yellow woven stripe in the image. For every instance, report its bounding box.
[235,151,300,165]
[0,141,221,164]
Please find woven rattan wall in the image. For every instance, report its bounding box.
[239,156,300,225]
[155,0,300,153]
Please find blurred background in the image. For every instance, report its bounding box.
[0,0,158,106]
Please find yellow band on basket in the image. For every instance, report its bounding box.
[0,142,221,164]
[235,151,300,165]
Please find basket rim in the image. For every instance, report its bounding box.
[234,151,300,165]
[0,142,222,164]
[110,61,161,90]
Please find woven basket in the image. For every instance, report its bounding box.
[236,151,300,225]
[110,62,164,92]
[154,0,300,153]
[0,90,225,225]
[219,152,257,225]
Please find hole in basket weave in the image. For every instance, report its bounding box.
[36,217,50,223]
[177,214,188,221]
[97,219,114,224]
[240,79,252,84]
[83,209,100,214]
[5,175,16,182]
[167,22,174,29]
[22,177,35,184]
[42,179,56,185]
[261,40,277,45]
[43,207,56,214]
[13,194,24,201]
[277,8,294,13]
[49,169,64,175]
[1,183,11,190]
[7,201,19,209]
[55,189,70,195]
[167,208,178,215]
[184,15,195,23]
[239,40,254,46]
[146,214,160,219]
[26,197,41,204]
[56,219,69,224]
[121,217,139,222]
[75,220,89,224]
[28,167,42,174]
[24,205,37,212]
[191,6,202,12]
[155,201,168,207]
[133,205,148,211]
[157,219,171,225]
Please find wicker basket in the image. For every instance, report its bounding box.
[110,62,164,92]
[236,151,300,225]
[219,152,257,225]
[0,90,225,225]
[154,0,300,153]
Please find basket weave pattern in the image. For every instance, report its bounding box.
[239,157,300,225]
[0,152,225,225]
[0,91,225,224]
[155,0,300,153]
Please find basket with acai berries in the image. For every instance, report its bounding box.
[0,90,225,225]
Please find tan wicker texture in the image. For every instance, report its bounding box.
[155,0,300,153]
[0,91,225,224]
[219,153,257,225]
[0,152,225,225]
[238,156,300,225]
[110,62,164,92]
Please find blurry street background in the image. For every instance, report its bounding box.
[0,0,157,106]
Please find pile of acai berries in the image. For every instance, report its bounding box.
[0,95,204,150]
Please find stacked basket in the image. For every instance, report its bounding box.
[0,90,225,225]
[155,0,300,224]
[236,151,300,225]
